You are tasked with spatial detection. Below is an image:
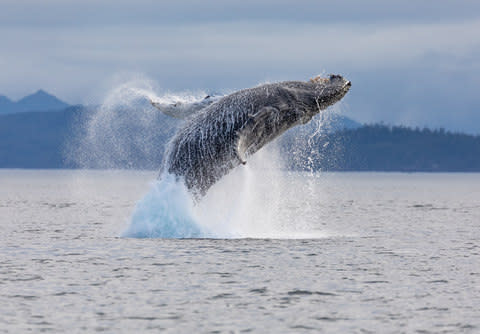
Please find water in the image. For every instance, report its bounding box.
[1,170,479,332]
[123,146,331,239]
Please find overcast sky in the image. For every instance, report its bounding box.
[1,0,480,133]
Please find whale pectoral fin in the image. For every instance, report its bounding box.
[235,106,279,164]
[236,134,248,164]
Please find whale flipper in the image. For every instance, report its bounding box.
[235,106,280,164]
[150,95,221,119]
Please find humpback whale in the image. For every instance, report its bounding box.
[152,74,351,198]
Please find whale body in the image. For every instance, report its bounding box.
[154,75,351,198]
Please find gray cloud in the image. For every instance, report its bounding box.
[2,0,480,26]
[0,1,479,132]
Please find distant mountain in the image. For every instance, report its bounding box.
[0,95,13,109]
[0,90,70,114]
[0,106,361,169]
[321,114,362,132]
[0,106,175,169]
[3,105,479,172]
[284,124,480,172]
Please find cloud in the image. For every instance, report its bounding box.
[2,19,479,84]
[0,1,479,132]
[1,0,480,27]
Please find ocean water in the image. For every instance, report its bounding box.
[1,169,480,333]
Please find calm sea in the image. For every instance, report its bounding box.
[1,170,479,333]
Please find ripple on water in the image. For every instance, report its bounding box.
[287,290,337,296]
[1,171,480,333]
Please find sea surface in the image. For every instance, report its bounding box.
[1,169,479,333]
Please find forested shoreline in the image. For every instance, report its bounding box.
[1,109,480,171]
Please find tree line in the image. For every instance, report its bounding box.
[284,124,480,172]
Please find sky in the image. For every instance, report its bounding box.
[1,0,480,133]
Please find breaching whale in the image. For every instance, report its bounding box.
[152,75,351,198]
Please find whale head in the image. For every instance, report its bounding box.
[308,74,351,112]
[310,74,352,103]
[283,74,351,123]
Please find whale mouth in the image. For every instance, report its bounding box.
[310,75,351,89]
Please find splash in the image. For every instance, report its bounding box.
[70,76,348,239]
[123,142,331,239]
[67,77,211,169]
[122,173,209,238]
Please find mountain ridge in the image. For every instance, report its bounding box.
[1,107,480,171]
[0,90,70,114]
